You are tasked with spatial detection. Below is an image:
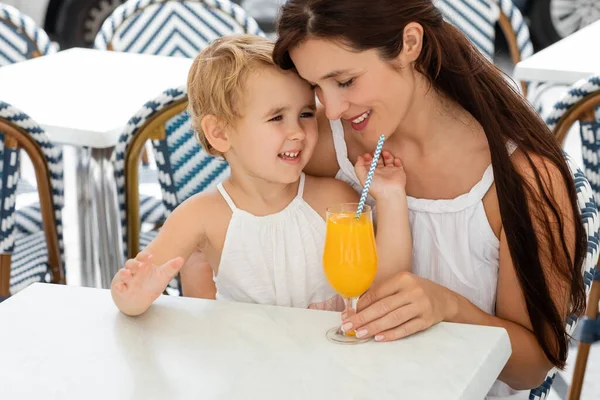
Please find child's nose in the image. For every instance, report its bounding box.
[288,125,306,140]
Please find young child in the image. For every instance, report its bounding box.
[110,35,410,317]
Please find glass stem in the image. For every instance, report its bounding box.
[344,297,358,318]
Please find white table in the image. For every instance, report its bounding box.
[0,283,512,400]
[0,48,194,288]
[514,20,600,85]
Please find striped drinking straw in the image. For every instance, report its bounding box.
[356,134,386,218]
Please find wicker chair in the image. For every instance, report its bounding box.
[94,0,263,245]
[545,74,600,400]
[113,86,229,295]
[0,101,65,298]
[0,3,64,237]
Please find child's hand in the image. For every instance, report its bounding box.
[111,251,184,315]
[355,150,406,199]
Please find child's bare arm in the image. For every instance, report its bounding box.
[111,194,212,315]
[180,249,217,299]
[372,191,411,282]
[355,151,412,283]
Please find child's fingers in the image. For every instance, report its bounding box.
[135,251,153,263]
[161,257,185,277]
[394,158,403,167]
[382,152,395,167]
[117,268,133,283]
[113,282,127,294]
[124,259,144,275]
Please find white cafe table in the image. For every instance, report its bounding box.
[514,20,600,85]
[0,283,512,400]
[0,48,194,288]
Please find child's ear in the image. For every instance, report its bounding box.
[201,114,230,153]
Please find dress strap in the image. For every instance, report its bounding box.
[217,183,238,212]
[407,141,519,213]
[506,139,518,156]
[329,119,358,180]
[296,173,306,198]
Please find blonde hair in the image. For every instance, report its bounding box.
[187,34,275,156]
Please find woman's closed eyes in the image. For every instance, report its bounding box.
[337,78,354,88]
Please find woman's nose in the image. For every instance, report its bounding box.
[320,90,348,121]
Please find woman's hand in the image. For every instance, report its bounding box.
[354,150,406,200]
[341,272,457,341]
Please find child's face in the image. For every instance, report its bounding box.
[227,65,318,184]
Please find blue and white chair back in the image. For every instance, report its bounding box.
[149,89,229,215]
[569,266,599,400]
[546,74,600,204]
[1,3,62,236]
[0,2,58,66]
[436,0,533,64]
[96,0,262,233]
[94,0,264,56]
[526,153,600,399]
[535,74,600,399]
[434,0,556,110]
[113,86,229,295]
[0,101,65,296]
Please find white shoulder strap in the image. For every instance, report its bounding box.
[217,183,238,211]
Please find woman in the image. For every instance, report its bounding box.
[273,0,587,396]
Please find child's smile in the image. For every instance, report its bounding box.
[278,149,302,164]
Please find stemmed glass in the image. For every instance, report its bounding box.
[323,203,378,344]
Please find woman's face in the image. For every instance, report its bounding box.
[289,37,420,142]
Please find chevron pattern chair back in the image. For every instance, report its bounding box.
[113,86,229,262]
[544,74,600,400]
[435,0,533,95]
[525,153,600,400]
[546,75,600,203]
[568,267,600,400]
[94,0,264,57]
[0,3,58,66]
[1,3,63,237]
[0,101,65,296]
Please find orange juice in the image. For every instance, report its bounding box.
[323,212,378,298]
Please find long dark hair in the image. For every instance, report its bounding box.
[273,0,586,369]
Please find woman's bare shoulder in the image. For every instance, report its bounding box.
[510,148,569,192]
[303,106,340,177]
[509,148,576,228]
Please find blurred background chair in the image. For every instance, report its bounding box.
[569,267,600,400]
[546,74,600,200]
[0,101,65,299]
[94,0,264,56]
[525,152,599,399]
[0,2,57,66]
[0,3,65,239]
[435,0,566,119]
[113,86,229,296]
[94,0,263,240]
[545,74,600,400]
[436,0,533,92]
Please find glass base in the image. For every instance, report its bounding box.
[326,326,372,345]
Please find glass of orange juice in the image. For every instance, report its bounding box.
[323,203,378,344]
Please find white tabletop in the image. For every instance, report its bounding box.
[0,48,193,148]
[0,283,511,400]
[514,20,600,85]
